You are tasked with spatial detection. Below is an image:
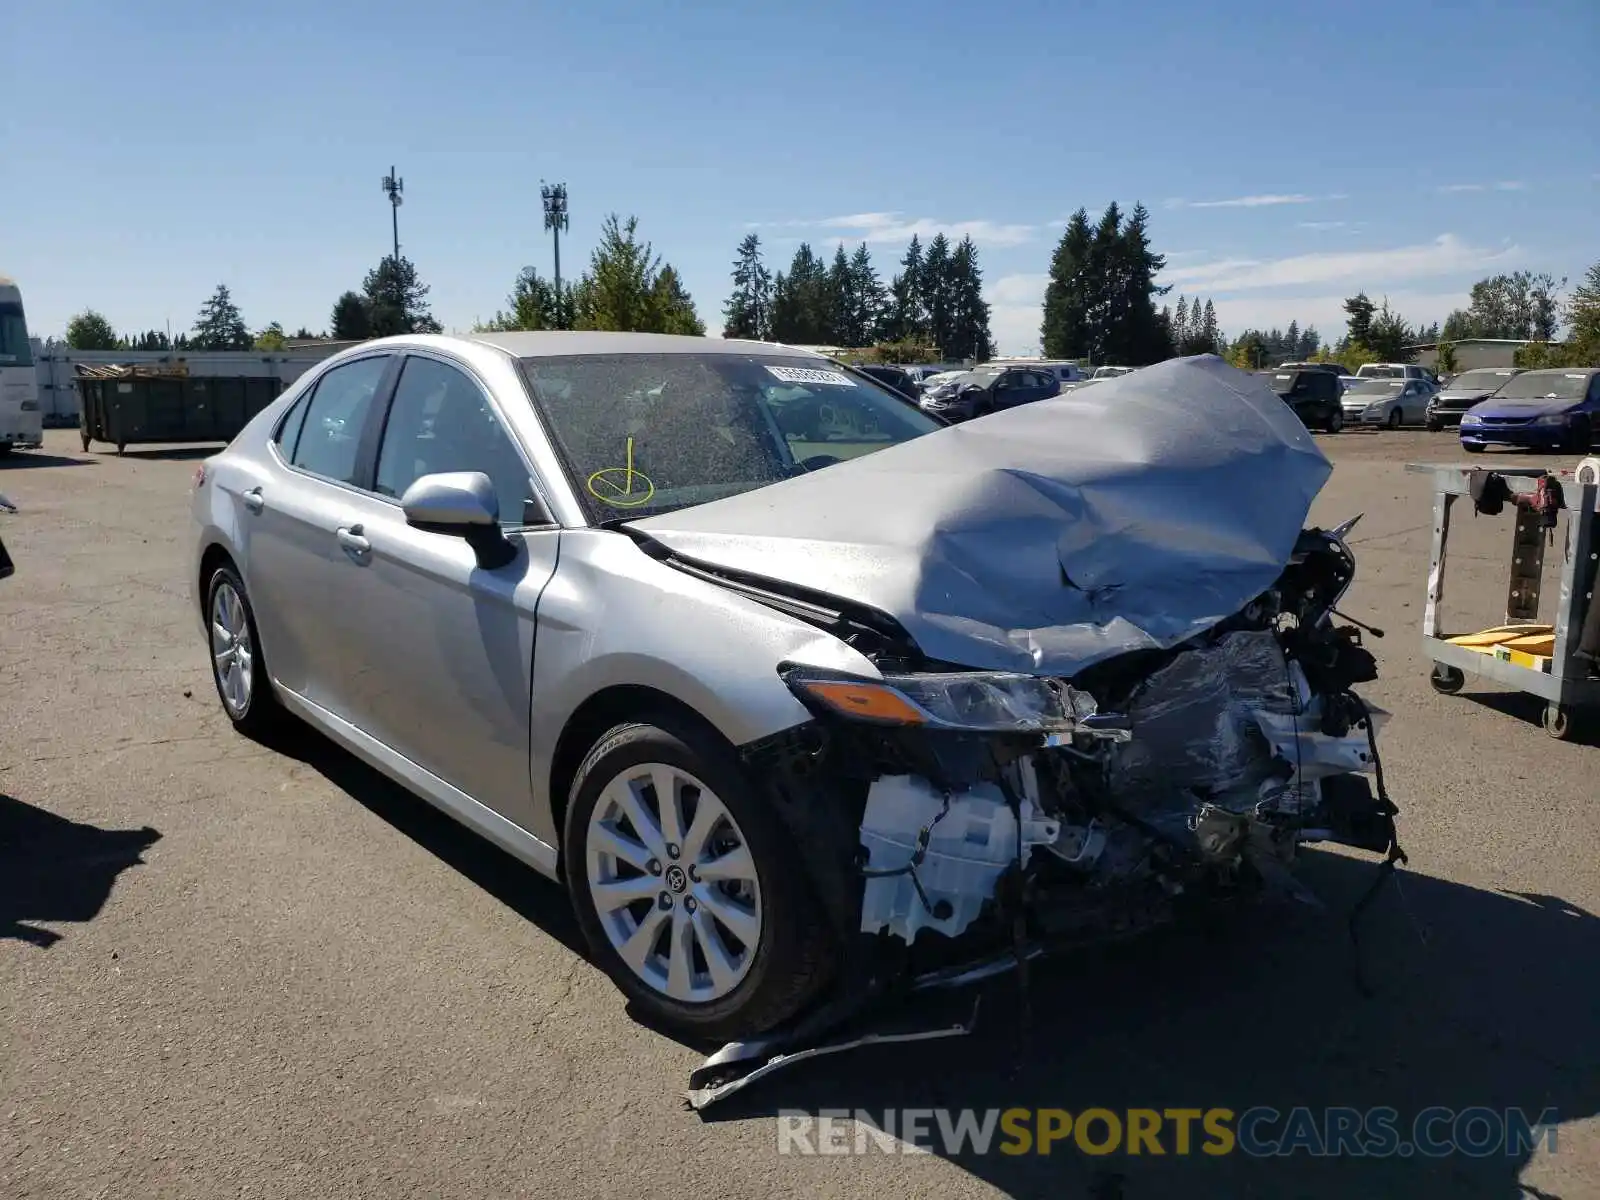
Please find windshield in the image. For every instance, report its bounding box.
[0,302,33,367]
[1447,369,1517,392]
[1492,371,1593,402]
[1357,365,1405,378]
[519,353,943,521]
[1344,380,1404,398]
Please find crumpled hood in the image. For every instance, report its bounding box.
[631,355,1333,677]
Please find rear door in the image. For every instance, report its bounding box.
[242,352,398,719]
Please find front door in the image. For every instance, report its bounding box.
[339,352,560,826]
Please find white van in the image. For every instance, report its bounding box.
[1356,362,1438,384]
[0,276,43,454]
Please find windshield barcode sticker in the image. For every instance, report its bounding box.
[765,365,857,387]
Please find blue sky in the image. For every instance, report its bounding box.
[4,0,1597,354]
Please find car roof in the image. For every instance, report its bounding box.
[462,330,823,359]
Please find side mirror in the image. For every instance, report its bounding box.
[400,471,517,569]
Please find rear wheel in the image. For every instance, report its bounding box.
[205,564,284,737]
[1430,664,1466,695]
[564,717,834,1041]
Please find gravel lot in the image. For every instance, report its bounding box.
[3,426,1598,1199]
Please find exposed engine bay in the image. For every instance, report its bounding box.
[742,519,1401,974]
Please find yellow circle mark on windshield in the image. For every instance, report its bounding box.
[586,436,656,508]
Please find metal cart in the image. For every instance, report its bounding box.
[1411,463,1600,739]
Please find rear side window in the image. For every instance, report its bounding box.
[274,393,311,456]
[290,356,389,485]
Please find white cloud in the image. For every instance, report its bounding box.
[1297,220,1349,230]
[1167,193,1318,209]
[1439,180,1527,193]
[751,212,1036,247]
[1158,234,1517,292]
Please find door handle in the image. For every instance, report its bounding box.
[241,487,264,513]
[336,525,371,558]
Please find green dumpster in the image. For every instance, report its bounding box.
[76,367,284,454]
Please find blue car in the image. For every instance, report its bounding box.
[1459,368,1600,454]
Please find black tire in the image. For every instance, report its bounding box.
[1324,408,1343,434]
[1429,664,1465,695]
[1463,443,1485,454]
[1426,420,1443,432]
[1387,409,1403,430]
[1566,419,1592,454]
[0,443,11,457]
[203,563,284,738]
[80,432,91,452]
[563,716,834,1041]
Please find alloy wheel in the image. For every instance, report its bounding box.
[585,762,763,1004]
[210,580,254,717]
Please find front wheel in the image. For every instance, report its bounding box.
[1565,419,1592,454]
[1463,443,1485,454]
[1387,408,1403,430]
[564,717,834,1041]
[1426,420,1443,432]
[1324,408,1343,434]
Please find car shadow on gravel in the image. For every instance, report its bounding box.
[251,723,587,958]
[701,849,1599,1200]
[103,445,223,461]
[0,793,160,947]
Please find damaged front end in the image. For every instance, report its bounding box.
[745,520,1401,980]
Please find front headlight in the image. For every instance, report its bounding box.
[1362,404,1385,420]
[1533,413,1570,426]
[783,668,1096,733]
[1461,414,1482,425]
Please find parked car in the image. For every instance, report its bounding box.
[1257,368,1344,432]
[189,334,1396,1041]
[919,365,1061,421]
[853,364,918,398]
[1342,378,1436,428]
[900,365,952,389]
[1356,363,1438,384]
[1279,361,1351,378]
[1091,365,1135,380]
[1459,368,1600,453]
[1425,367,1522,431]
[918,369,967,394]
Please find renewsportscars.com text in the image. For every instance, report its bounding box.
[777,1106,1560,1159]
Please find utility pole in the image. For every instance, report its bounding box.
[542,182,569,328]
[381,167,404,263]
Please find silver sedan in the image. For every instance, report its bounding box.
[191,334,1398,1042]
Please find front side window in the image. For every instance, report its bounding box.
[290,355,389,484]
[376,355,534,525]
[520,353,941,521]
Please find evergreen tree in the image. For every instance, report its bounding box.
[848,243,886,346]
[1041,209,1094,359]
[1173,295,1190,345]
[920,234,954,356]
[946,236,993,362]
[362,256,442,337]
[191,283,251,350]
[479,266,558,332]
[721,233,772,340]
[769,243,830,343]
[1343,293,1376,346]
[330,291,373,341]
[1202,299,1220,353]
[886,235,927,343]
[826,244,855,345]
[649,265,705,335]
[1111,202,1170,364]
